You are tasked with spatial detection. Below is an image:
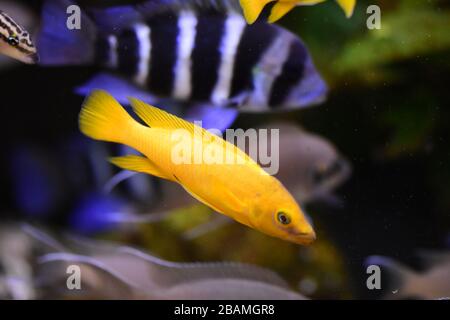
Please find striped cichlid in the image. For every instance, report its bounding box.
[38,0,327,115]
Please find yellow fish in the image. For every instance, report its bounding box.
[79,90,316,245]
[240,0,356,24]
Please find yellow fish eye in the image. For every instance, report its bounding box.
[277,211,291,225]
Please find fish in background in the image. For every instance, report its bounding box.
[0,7,38,64]
[6,137,145,234]
[257,122,351,204]
[0,224,82,300]
[366,252,450,300]
[0,225,36,300]
[33,232,307,300]
[0,1,38,68]
[239,0,357,24]
[38,0,327,129]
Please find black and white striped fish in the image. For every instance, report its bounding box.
[38,0,327,119]
[0,9,38,64]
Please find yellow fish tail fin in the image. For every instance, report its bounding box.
[240,0,274,24]
[109,155,174,181]
[79,90,135,144]
[336,0,356,18]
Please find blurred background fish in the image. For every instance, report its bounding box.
[37,0,327,130]
[34,232,307,300]
[0,1,38,68]
[0,7,38,64]
[0,224,36,300]
[366,251,450,300]
[253,122,351,205]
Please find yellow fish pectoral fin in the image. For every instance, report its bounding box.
[240,0,274,24]
[109,155,174,181]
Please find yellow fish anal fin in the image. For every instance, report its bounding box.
[239,0,274,24]
[128,97,194,133]
[109,155,174,182]
[336,0,356,18]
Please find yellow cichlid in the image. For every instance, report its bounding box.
[239,0,356,24]
[79,90,316,245]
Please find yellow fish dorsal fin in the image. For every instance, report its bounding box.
[239,0,274,24]
[128,97,195,133]
[109,155,175,181]
[129,97,259,169]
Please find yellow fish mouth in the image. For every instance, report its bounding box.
[287,229,317,245]
[298,232,317,245]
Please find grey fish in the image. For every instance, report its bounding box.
[257,122,351,204]
[36,235,306,300]
[367,252,450,300]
